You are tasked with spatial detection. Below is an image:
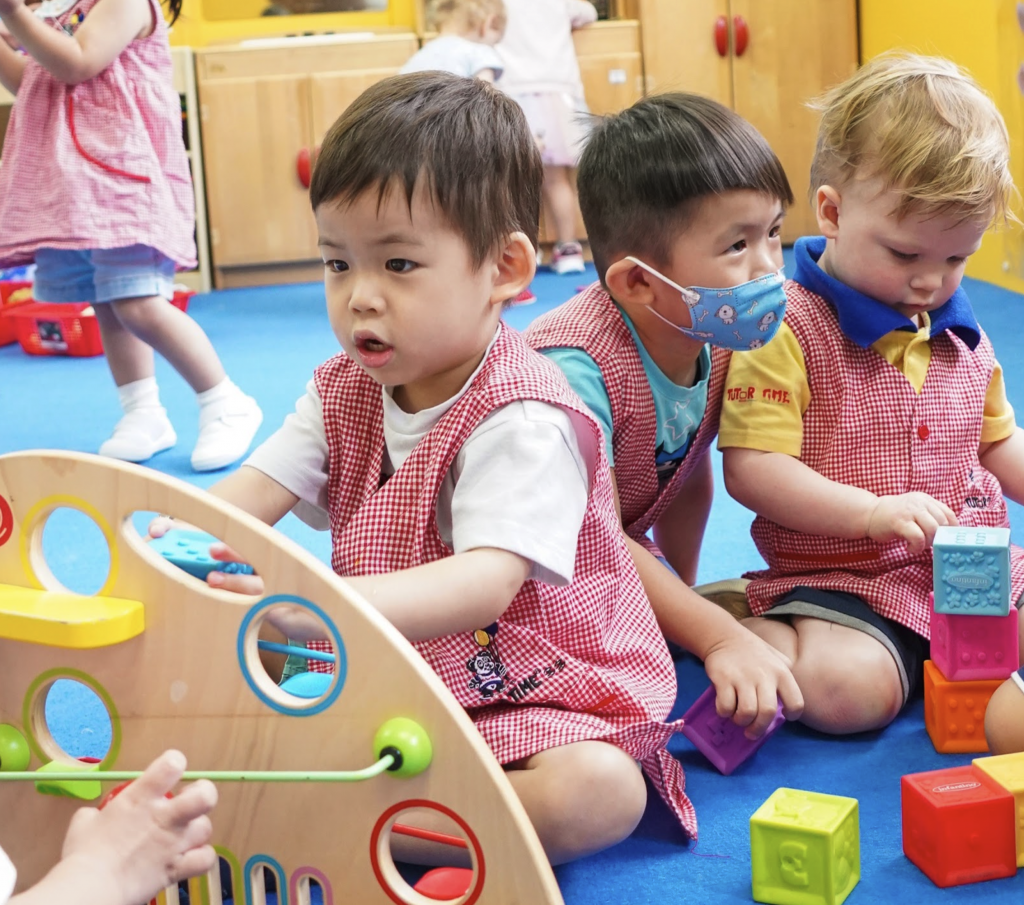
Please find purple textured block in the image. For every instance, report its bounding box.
[680,685,784,775]
[930,602,1019,682]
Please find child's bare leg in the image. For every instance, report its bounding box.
[744,615,904,734]
[505,740,647,865]
[542,165,578,247]
[93,302,158,386]
[107,296,224,393]
[985,674,1024,754]
[104,296,262,471]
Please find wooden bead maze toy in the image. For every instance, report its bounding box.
[0,450,563,905]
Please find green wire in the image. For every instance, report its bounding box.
[0,753,395,783]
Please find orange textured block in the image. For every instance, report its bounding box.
[923,660,1000,754]
[902,764,1017,887]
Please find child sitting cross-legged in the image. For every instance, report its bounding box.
[719,53,1024,735]
[158,72,698,862]
[525,93,805,740]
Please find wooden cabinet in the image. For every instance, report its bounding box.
[634,0,858,241]
[196,35,418,288]
[860,0,1024,294]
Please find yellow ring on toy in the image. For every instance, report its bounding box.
[18,495,119,597]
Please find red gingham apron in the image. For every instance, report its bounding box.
[745,282,1024,637]
[525,282,730,557]
[0,0,196,268]
[309,324,697,836]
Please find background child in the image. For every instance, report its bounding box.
[163,72,698,863]
[497,0,596,274]
[400,0,505,82]
[526,92,804,739]
[2,750,217,905]
[0,0,262,472]
[719,53,1024,735]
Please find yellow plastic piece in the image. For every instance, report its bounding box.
[750,788,860,905]
[0,584,144,648]
[974,752,1024,867]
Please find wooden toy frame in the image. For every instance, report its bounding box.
[0,451,562,905]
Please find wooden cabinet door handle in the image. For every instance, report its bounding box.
[714,15,729,57]
[733,15,749,57]
[297,147,313,189]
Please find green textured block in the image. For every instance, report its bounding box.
[750,788,860,905]
[33,760,101,801]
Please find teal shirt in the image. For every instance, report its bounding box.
[542,305,710,483]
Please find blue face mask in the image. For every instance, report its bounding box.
[626,256,787,351]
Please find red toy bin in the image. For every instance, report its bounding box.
[0,281,34,346]
[2,290,192,357]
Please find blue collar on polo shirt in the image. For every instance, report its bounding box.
[792,236,981,351]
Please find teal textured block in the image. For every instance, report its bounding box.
[750,788,860,905]
[933,526,1011,616]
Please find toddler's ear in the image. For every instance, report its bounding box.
[815,185,842,239]
[605,258,658,309]
[490,232,536,305]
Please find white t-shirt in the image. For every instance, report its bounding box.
[245,337,595,586]
[497,0,597,96]
[399,35,504,80]
[0,844,15,905]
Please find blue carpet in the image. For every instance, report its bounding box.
[3,255,1024,903]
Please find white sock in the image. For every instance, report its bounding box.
[196,376,239,410]
[117,376,161,413]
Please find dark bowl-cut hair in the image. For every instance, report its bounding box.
[577,92,794,285]
[310,72,542,268]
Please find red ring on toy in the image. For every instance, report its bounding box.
[369,799,485,905]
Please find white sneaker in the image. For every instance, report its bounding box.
[99,408,177,462]
[551,241,586,275]
[191,393,263,472]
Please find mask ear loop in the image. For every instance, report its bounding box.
[624,256,701,306]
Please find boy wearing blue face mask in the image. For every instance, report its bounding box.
[525,93,804,740]
[719,54,1024,736]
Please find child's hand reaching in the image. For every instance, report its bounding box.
[146,517,266,595]
[13,751,217,905]
[867,492,957,555]
[702,628,804,739]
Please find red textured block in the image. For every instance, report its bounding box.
[901,764,1017,887]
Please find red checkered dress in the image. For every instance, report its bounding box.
[0,0,196,268]
[525,282,730,556]
[745,283,1024,637]
[308,324,697,836]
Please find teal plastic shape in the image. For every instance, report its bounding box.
[750,787,860,905]
[933,526,1011,616]
[33,760,101,800]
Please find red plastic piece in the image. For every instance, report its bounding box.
[3,291,191,357]
[413,867,474,901]
[714,15,728,56]
[733,15,749,56]
[923,659,1001,753]
[918,424,930,440]
[902,764,1017,887]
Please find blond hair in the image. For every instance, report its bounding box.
[427,0,506,34]
[810,52,1014,224]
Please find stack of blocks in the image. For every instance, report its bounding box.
[902,752,1024,887]
[925,526,1019,753]
[749,788,860,905]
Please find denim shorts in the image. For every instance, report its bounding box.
[33,246,176,304]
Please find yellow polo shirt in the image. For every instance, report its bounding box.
[718,313,1015,455]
